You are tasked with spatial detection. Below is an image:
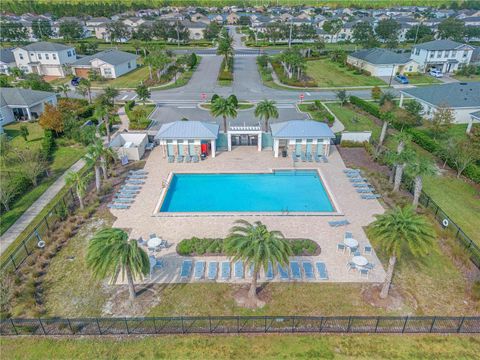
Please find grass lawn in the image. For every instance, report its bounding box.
[45,77,69,86]
[306,59,385,87]
[405,74,442,85]
[125,104,155,130]
[91,66,149,89]
[325,103,381,139]
[452,74,480,82]
[2,335,480,359]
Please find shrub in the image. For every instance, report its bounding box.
[41,129,56,160]
[125,100,135,111]
[341,140,367,148]
[349,96,381,118]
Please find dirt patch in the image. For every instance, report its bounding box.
[103,283,163,317]
[337,146,389,174]
[362,284,407,313]
[233,286,266,309]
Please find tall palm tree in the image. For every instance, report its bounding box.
[393,148,415,192]
[83,141,103,192]
[99,144,116,180]
[56,84,70,98]
[86,228,149,302]
[210,94,238,133]
[255,100,279,131]
[405,156,436,209]
[65,170,90,209]
[224,220,292,303]
[371,206,435,299]
[79,78,92,103]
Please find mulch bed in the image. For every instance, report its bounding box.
[337,146,389,175]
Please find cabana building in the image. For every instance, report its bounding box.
[154,121,220,158]
[270,120,336,158]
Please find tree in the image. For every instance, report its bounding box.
[224,220,292,305]
[335,90,348,106]
[255,100,279,132]
[32,19,53,39]
[15,149,48,187]
[77,78,92,103]
[352,22,378,47]
[377,100,395,148]
[106,21,130,43]
[188,53,198,69]
[86,228,149,302]
[449,139,479,178]
[84,140,103,192]
[0,180,16,212]
[404,100,423,125]
[371,86,382,101]
[217,35,234,67]
[405,156,436,209]
[392,148,415,192]
[102,87,119,143]
[133,23,152,42]
[19,74,53,92]
[210,94,238,133]
[204,22,222,41]
[405,24,433,43]
[135,83,150,105]
[375,19,401,47]
[322,19,343,43]
[0,22,28,42]
[372,207,435,299]
[19,125,29,141]
[438,17,465,41]
[38,103,64,134]
[65,171,90,209]
[59,20,84,40]
[427,105,453,139]
[56,84,70,98]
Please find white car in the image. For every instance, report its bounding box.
[429,69,443,78]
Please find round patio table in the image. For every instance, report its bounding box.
[147,237,162,249]
[344,238,359,248]
[352,256,368,267]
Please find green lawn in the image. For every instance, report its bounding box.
[405,73,442,85]
[125,104,155,130]
[91,66,149,89]
[325,103,381,139]
[2,335,479,360]
[452,74,480,82]
[306,59,385,87]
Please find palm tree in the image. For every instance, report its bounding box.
[210,94,238,133]
[86,228,149,302]
[405,156,436,209]
[65,170,90,209]
[393,148,415,192]
[371,206,435,299]
[254,100,279,131]
[56,84,70,98]
[83,141,103,192]
[79,78,92,103]
[224,220,292,304]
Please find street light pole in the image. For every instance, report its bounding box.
[288,20,293,48]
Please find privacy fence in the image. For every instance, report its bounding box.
[1,316,479,336]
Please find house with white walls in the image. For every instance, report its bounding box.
[71,49,138,79]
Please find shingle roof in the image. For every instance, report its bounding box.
[20,41,73,52]
[270,120,335,139]
[0,48,15,64]
[401,82,480,108]
[470,110,480,119]
[154,121,219,140]
[349,48,411,65]
[0,87,56,107]
[414,39,466,51]
[72,49,137,66]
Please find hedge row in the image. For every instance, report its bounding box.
[271,60,317,87]
[349,96,381,118]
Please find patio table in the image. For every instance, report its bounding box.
[147,237,162,249]
[344,238,359,248]
[352,256,368,267]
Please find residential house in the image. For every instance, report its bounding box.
[12,41,76,77]
[0,48,16,75]
[181,20,207,40]
[399,82,480,124]
[190,12,210,25]
[410,39,475,74]
[123,17,145,29]
[85,17,112,33]
[226,12,240,24]
[347,48,418,76]
[71,49,138,79]
[94,22,111,41]
[0,87,57,126]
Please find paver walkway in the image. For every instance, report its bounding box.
[0,158,86,255]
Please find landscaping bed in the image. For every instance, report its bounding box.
[218,57,233,86]
[298,101,334,127]
[124,101,154,130]
[271,59,317,87]
[176,237,320,256]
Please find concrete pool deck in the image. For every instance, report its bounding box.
[111,146,386,284]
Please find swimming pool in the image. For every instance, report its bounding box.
[159,170,335,213]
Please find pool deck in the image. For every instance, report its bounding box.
[111,146,386,284]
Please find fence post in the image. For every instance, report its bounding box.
[10,254,17,270]
[347,316,352,332]
[291,316,295,333]
[402,316,409,333]
[425,195,430,208]
[23,241,30,256]
[209,317,212,333]
[181,317,185,334]
[38,318,46,335]
[96,318,101,335]
[10,319,18,335]
[124,318,129,334]
[457,317,465,333]
[374,317,380,333]
[67,318,74,334]
[44,216,49,231]
[429,317,436,333]
[236,316,240,333]
[264,316,267,333]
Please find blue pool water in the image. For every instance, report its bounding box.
[160,170,334,213]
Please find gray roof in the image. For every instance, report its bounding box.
[0,48,15,64]
[349,48,411,65]
[154,121,219,140]
[1,87,56,107]
[414,39,467,51]
[270,120,335,139]
[72,49,137,66]
[20,41,73,52]
[401,82,480,108]
[471,110,480,119]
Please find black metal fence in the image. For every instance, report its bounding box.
[1,316,479,336]
[0,188,78,273]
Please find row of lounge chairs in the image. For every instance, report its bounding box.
[344,168,382,200]
[292,153,328,164]
[108,170,147,210]
[180,260,329,281]
[168,155,200,163]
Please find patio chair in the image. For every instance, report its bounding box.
[265,262,274,280]
[277,264,289,280]
[348,246,358,255]
[344,232,353,240]
[315,154,321,163]
[337,243,346,253]
[364,263,375,270]
[180,260,193,279]
[126,180,145,185]
[234,261,244,279]
[306,153,313,162]
[353,250,361,257]
[322,155,328,163]
[346,262,357,272]
[185,155,191,163]
[221,262,231,280]
[107,204,130,209]
[356,189,373,194]
[177,155,184,163]
[316,262,329,280]
[194,261,206,280]
[328,221,339,227]
[302,262,315,280]
[149,234,156,239]
[208,262,218,280]
[301,153,306,162]
[360,268,369,278]
[137,237,145,245]
[364,246,372,255]
[168,156,174,163]
[192,155,199,163]
[155,258,163,269]
[290,261,302,280]
[113,199,134,204]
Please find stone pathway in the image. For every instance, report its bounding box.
[0,158,86,255]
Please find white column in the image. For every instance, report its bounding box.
[399,93,404,108]
[258,132,262,152]
[227,133,232,152]
[466,117,473,134]
[211,140,216,158]
[324,140,330,156]
[273,138,279,157]
[26,107,32,120]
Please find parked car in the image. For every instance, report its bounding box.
[394,74,409,84]
[429,69,443,78]
[71,77,81,86]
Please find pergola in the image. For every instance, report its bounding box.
[227,125,262,152]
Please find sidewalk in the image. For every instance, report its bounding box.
[0,158,86,255]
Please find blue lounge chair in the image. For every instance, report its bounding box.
[338,219,350,226]
[346,173,361,178]
[278,264,289,280]
[177,156,184,163]
[185,155,191,163]
[119,189,139,194]
[116,193,136,199]
[328,220,339,227]
[221,262,231,280]
[344,232,353,239]
[180,260,193,279]
[360,268,369,278]
[352,183,371,188]
[126,180,145,185]
[168,156,174,163]
[349,178,364,183]
[265,262,274,280]
[194,261,205,280]
[107,204,129,209]
[290,261,302,280]
[130,170,147,175]
[316,262,329,280]
[207,262,218,280]
[337,243,346,252]
[121,185,142,190]
[315,154,321,163]
[322,155,328,163]
[356,189,373,194]
[303,262,315,280]
[306,153,313,162]
[113,198,134,204]
[192,155,199,163]
[364,246,372,255]
[361,194,381,199]
[301,153,306,162]
[343,169,360,174]
[128,174,146,179]
[234,261,244,279]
